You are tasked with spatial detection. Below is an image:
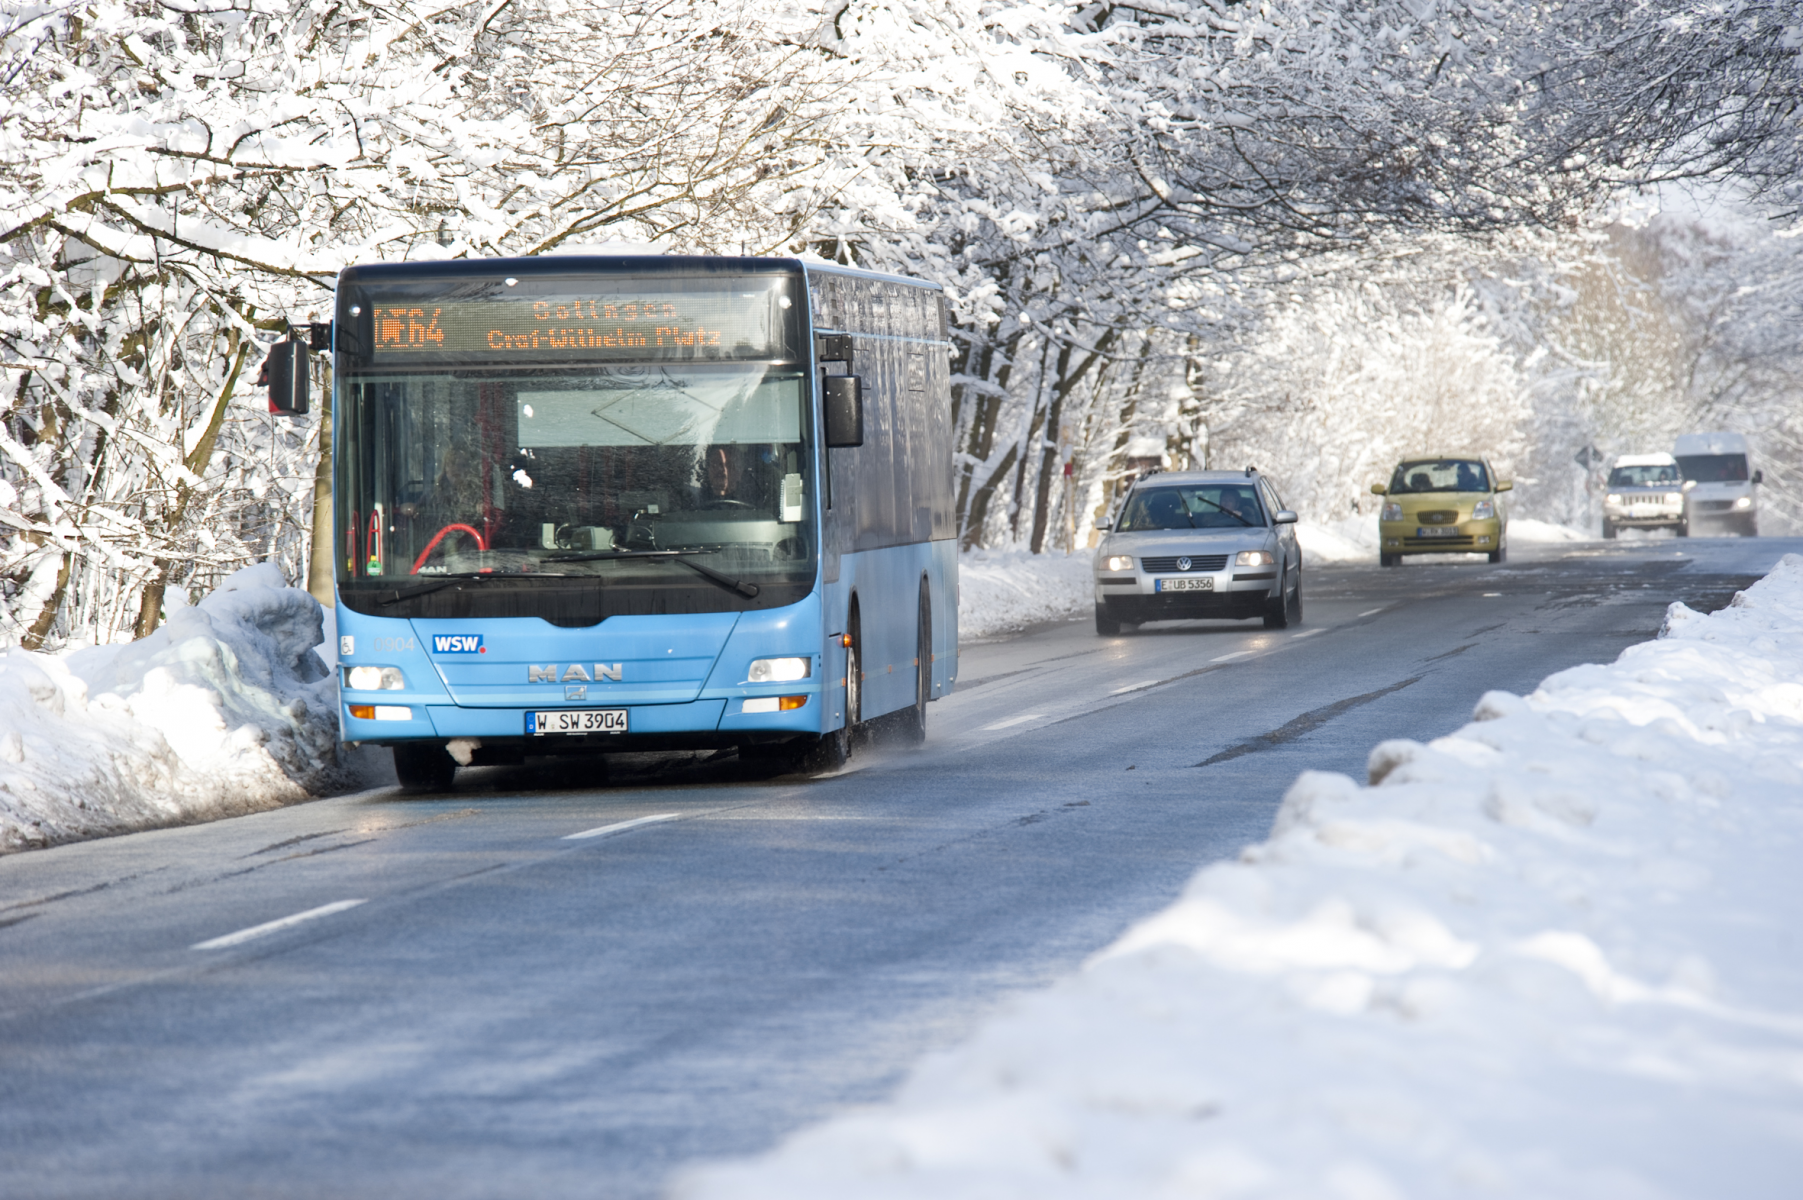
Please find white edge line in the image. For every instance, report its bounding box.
[1291,628,1326,639]
[563,812,682,841]
[1211,650,1254,663]
[1108,681,1158,695]
[1357,607,1386,617]
[192,899,367,950]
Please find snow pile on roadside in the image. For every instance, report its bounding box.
[959,549,1094,640]
[0,564,364,852]
[1295,515,1377,563]
[682,557,1803,1199]
[1509,517,1588,543]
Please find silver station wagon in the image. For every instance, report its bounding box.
[1092,468,1302,636]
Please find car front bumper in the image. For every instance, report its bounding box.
[1379,518,1501,554]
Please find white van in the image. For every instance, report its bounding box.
[1673,432,1761,536]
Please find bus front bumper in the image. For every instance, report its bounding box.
[343,692,826,747]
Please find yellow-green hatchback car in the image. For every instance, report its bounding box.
[1371,456,1513,566]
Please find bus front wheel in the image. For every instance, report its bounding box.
[393,743,457,792]
[796,612,861,774]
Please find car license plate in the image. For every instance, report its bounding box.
[1415,526,1461,538]
[1156,576,1214,592]
[527,709,628,735]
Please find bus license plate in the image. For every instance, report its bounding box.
[1415,526,1461,538]
[1156,577,1214,592]
[528,709,628,735]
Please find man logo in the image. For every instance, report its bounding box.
[529,664,623,683]
[432,634,485,654]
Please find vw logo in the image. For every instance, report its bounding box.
[1177,556,1192,571]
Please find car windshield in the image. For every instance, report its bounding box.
[1388,459,1490,494]
[1608,464,1680,487]
[1117,484,1265,531]
[1676,453,1749,483]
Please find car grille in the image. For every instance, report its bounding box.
[1416,510,1459,524]
[1141,555,1228,573]
[1694,500,1736,512]
[1403,536,1476,548]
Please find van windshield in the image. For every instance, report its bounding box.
[1677,454,1749,483]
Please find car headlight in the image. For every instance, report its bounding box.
[748,656,811,683]
[1380,502,1403,521]
[1662,492,1683,505]
[1471,499,1495,520]
[1234,550,1275,566]
[1102,555,1134,572]
[1734,496,1752,509]
[345,665,405,690]
[1605,493,1622,505]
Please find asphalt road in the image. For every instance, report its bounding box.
[1,534,1794,1199]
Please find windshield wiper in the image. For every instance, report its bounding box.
[374,571,568,605]
[1191,496,1256,527]
[542,549,761,598]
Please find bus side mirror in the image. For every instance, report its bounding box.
[1369,484,1387,496]
[824,375,863,447]
[266,339,310,416]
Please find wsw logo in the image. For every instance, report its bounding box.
[432,634,485,654]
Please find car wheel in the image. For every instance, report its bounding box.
[1488,542,1507,564]
[393,743,457,793]
[1379,553,1399,568]
[1676,521,1689,538]
[1602,520,1616,539]
[1263,573,1292,629]
[1743,516,1759,537]
[1095,604,1122,636]
[1288,576,1303,625]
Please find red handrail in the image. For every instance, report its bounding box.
[411,523,488,574]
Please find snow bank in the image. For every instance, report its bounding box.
[0,564,367,852]
[1296,515,1377,564]
[680,556,1803,1199]
[1509,517,1588,543]
[959,549,1094,640]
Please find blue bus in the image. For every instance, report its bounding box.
[324,256,958,788]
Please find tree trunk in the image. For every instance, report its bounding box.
[20,550,72,651]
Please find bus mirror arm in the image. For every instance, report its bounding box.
[825,376,864,447]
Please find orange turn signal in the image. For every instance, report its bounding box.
[348,705,375,719]
[839,634,853,647]
[779,695,808,711]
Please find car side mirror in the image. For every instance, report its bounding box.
[1682,479,1698,492]
[1752,469,1764,484]
[265,338,310,416]
[1097,521,1112,532]
[1273,510,1298,525]
[1369,484,1387,496]
[1495,480,1513,492]
[824,375,864,447]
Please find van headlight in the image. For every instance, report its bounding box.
[1380,502,1403,521]
[344,666,405,690]
[1102,555,1134,572]
[748,657,811,683]
[1234,550,1275,566]
[1734,496,1752,509]
[1471,499,1495,520]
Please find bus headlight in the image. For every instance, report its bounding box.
[1380,502,1403,521]
[1102,555,1134,572]
[345,666,405,690]
[1471,499,1495,520]
[748,657,811,683]
[1234,550,1275,566]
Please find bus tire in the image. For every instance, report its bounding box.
[393,743,457,792]
[900,580,929,746]
[797,608,861,773]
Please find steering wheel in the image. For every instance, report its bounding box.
[411,523,488,574]
[700,497,754,509]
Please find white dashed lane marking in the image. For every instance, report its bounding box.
[563,813,681,841]
[981,714,1046,731]
[192,900,367,950]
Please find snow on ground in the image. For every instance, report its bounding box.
[959,548,1095,640]
[0,565,376,853]
[1509,517,1589,543]
[1296,516,1378,563]
[681,556,1803,1199]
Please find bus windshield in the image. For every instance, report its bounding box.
[336,362,815,616]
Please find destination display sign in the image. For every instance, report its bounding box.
[355,282,795,363]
